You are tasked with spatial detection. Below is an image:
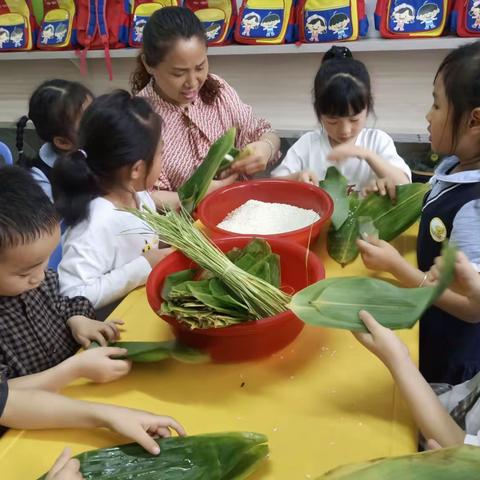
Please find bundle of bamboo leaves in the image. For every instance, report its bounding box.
[316,445,480,479]
[320,167,431,266]
[37,432,269,480]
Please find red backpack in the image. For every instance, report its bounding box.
[185,0,237,46]
[76,0,130,79]
[0,0,37,51]
[374,0,451,37]
[451,0,480,36]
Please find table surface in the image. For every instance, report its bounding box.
[0,227,419,479]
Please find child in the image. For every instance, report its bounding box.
[0,378,185,478]
[131,7,281,208]
[16,79,93,201]
[54,91,171,314]
[272,46,411,192]
[357,41,480,385]
[0,166,129,388]
[353,252,480,448]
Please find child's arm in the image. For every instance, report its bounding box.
[328,145,410,185]
[353,310,465,447]
[1,388,186,454]
[357,238,480,322]
[45,448,83,480]
[7,347,131,392]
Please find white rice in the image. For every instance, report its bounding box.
[217,199,320,235]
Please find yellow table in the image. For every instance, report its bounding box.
[0,228,419,479]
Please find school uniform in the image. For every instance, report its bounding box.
[30,143,57,201]
[417,156,480,385]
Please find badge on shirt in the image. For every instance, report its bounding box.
[429,217,447,242]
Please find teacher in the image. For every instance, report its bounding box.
[131,6,281,208]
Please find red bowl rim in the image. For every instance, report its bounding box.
[146,235,325,336]
[196,179,334,239]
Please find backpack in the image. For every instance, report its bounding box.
[129,0,177,48]
[234,0,297,44]
[36,0,76,49]
[451,0,480,36]
[0,0,36,50]
[76,0,130,79]
[297,0,368,42]
[185,0,237,46]
[375,0,451,37]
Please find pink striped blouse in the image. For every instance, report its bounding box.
[138,74,274,191]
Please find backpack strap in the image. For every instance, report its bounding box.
[97,0,113,80]
[76,0,97,75]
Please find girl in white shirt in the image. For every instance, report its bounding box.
[272,46,411,192]
[53,90,170,314]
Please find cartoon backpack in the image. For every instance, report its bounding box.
[36,0,76,49]
[185,0,237,46]
[298,0,368,42]
[75,0,130,79]
[234,0,297,44]
[129,0,177,48]
[375,0,451,37]
[0,0,36,51]
[451,0,480,36]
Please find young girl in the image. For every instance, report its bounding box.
[131,7,281,208]
[53,90,170,315]
[353,252,480,449]
[272,46,411,192]
[16,79,93,201]
[357,41,480,385]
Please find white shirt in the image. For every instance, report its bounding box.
[58,192,157,309]
[31,143,58,201]
[272,128,411,191]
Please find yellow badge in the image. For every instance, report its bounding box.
[429,217,447,243]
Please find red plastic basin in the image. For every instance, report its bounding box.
[196,179,334,248]
[146,236,325,363]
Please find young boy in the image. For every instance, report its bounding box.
[353,251,480,448]
[0,166,129,389]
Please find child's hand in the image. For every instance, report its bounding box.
[73,347,131,383]
[361,178,397,201]
[142,247,174,269]
[429,251,480,300]
[230,141,271,175]
[67,316,123,348]
[46,448,83,480]
[357,237,404,274]
[328,144,366,163]
[100,406,187,455]
[295,169,320,185]
[353,310,410,368]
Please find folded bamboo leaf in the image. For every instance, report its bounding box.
[327,194,360,267]
[37,432,269,480]
[319,166,350,230]
[316,445,480,479]
[161,269,196,299]
[178,128,237,213]
[289,244,455,332]
[216,147,240,176]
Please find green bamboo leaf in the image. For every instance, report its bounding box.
[178,128,237,213]
[289,244,456,332]
[319,166,350,230]
[37,432,269,480]
[316,446,480,479]
[161,269,196,299]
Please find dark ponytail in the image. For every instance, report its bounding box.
[130,6,221,104]
[17,79,93,167]
[53,90,162,227]
[313,46,373,119]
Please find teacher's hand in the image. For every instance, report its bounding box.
[230,141,271,176]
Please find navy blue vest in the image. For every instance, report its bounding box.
[417,178,480,384]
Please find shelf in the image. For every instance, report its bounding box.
[0,36,475,61]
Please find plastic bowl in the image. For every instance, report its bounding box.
[196,179,334,248]
[146,236,325,363]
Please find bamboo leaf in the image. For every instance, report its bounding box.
[37,432,269,480]
[319,166,350,230]
[316,446,480,479]
[161,269,196,299]
[289,244,456,332]
[178,128,237,213]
